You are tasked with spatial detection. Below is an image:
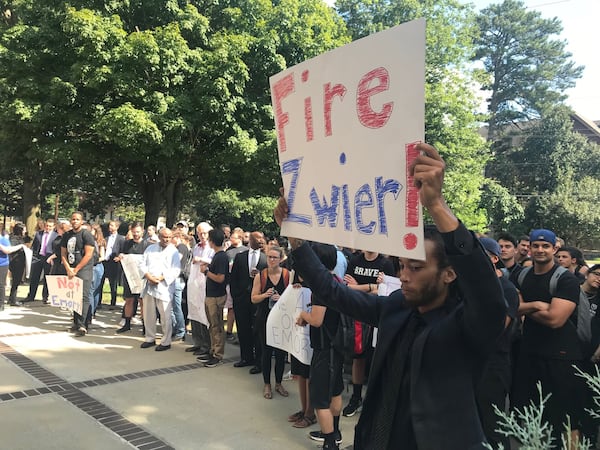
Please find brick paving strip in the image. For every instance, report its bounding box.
[0,338,205,449]
[0,328,354,450]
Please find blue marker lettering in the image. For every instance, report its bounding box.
[342,184,351,231]
[310,186,340,227]
[281,158,311,225]
[375,177,401,235]
[354,183,376,234]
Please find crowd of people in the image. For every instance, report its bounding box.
[1,145,599,449]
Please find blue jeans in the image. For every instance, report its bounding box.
[171,277,185,338]
[90,263,104,315]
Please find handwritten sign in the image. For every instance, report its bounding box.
[270,19,425,259]
[266,285,313,365]
[120,254,144,295]
[186,263,209,326]
[46,275,84,315]
[373,275,402,346]
[377,274,402,296]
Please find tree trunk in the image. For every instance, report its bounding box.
[165,178,184,228]
[139,173,164,228]
[23,162,42,234]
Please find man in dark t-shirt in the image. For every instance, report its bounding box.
[61,211,95,336]
[342,251,394,417]
[477,237,520,449]
[512,229,584,443]
[201,228,229,368]
[297,243,343,449]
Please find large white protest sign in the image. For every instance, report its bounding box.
[23,245,33,279]
[186,263,209,326]
[46,275,84,315]
[267,285,313,365]
[270,19,425,259]
[120,254,144,295]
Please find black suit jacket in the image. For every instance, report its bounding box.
[106,234,125,260]
[32,230,58,259]
[292,224,507,450]
[230,249,267,299]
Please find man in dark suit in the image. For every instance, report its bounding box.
[25,218,57,303]
[230,231,267,373]
[101,220,125,309]
[274,143,507,450]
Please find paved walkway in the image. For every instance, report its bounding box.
[0,288,358,450]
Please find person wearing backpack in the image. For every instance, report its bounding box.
[274,143,507,449]
[579,264,600,444]
[296,243,344,450]
[512,229,585,445]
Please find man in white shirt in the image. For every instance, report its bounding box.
[185,222,215,356]
[139,227,181,351]
[101,220,125,309]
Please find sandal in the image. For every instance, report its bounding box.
[274,383,289,397]
[263,384,272,399]
[293,415,317,428]
[288,410,304,422]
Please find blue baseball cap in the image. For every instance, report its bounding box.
[529,229,556,246]
[479,237,501,257]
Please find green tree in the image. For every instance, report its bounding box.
[474,0,583,141]
[492,107,600,246]
[0,0,349,229]
[335,0,489,229]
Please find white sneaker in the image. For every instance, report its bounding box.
[131,317,142,325]
[118,318,125,326]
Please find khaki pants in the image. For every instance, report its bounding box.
[205,295,226,360]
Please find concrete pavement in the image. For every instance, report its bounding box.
[0,290,358,450]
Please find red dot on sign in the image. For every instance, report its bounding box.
[403,233,417,250]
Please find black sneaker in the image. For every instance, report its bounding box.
[309,430,342,445]
[204,357,222,368]
[342,396,362,417]
[74,327,87,337]
[196,353,211,363]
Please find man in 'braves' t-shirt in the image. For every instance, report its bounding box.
[342,251,394,417]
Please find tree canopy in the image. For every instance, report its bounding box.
[0,0,348,230]
[473,0,583,140]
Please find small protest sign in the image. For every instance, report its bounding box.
[46,275,84,315]
[266,285,313,365]
[120,254,144,295]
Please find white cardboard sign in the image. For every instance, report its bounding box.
[46,275,84,315]
[266,285,313,365]
[270,19,425,259]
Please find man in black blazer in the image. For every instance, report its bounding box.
[101,220,125,309]
[274,143,507,450]
[25,218,57,303]
[230,231,267,372]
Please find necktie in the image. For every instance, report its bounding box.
[40,233,49,256]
